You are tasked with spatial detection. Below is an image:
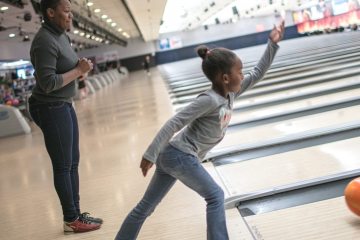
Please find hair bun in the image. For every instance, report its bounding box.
[197,45,209,60]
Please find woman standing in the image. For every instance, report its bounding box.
[29,0,102,233]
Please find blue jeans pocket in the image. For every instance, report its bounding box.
[159,146,198,175]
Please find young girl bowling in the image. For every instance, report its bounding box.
[115,21,285,240]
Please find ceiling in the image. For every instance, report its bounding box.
[0,0,311,45]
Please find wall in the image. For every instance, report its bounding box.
[0,40,32,61]
[77,12,297,70]
[0,12,296,69]
[78,37,156,60]
[155,25,301,64]
[156,11,295,51]
[77,37,156,71]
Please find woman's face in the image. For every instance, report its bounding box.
[47,0,73,31]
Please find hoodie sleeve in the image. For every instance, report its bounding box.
[235,39,279,98]
[143,93,216,163]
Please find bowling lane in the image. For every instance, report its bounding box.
[244,197,360,240]
[170,49,360,91]
[214,105,359,150]
[173,67,360,108]
[215,137,360,197]
[230,82,360,124]
[231,71,360,110]
[170,50,360,95]
[162,32,360,81]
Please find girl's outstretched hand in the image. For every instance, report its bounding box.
[269,20,285,43]
[140,157,154,177]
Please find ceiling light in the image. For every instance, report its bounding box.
[101,15,108,19]
[1,6,9,11]
[111,23,117,27]
[106,19,112,23]
[117,28,122,32]
[9,33,15,38]
[73,30,79,34]
[94,8,101,13]
[86,2,94,7]
[91,36,95,39]
[2,60,30,67]
[80,32,85,36]
[86,34,91,38]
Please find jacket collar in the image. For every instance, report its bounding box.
[43,20,65,35]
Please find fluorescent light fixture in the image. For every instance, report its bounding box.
[1,6,9,11]
[1,60,30,67]
[101,15,108,19]
[9,33,15,38]
[73,30,79,34]
[106,19,112,23]
[79,32,85,36]
[111,23,117,27]
[117,28,122,32]
[94,8,101,13]
[86,2,94,7]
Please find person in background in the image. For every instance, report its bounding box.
[143,55,151,75]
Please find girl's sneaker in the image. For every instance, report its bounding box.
[79,212,103,224]
[64,217,101,233]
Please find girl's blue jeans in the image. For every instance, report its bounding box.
[115,144,229,240]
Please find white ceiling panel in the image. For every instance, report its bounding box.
[124,0,167,41]
[88,0,140,38]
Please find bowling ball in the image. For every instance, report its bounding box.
[345,177,360,216]
[12,99,19,105]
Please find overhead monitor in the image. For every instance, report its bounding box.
[159,37,182,51]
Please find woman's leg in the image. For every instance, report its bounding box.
[69,105,80,215]
[30,102,78,222]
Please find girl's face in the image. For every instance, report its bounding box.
[47,0,73,31]
[225,57,244,93]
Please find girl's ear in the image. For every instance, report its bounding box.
[222,73,229,84]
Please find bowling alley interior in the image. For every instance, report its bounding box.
[1,0,360,239]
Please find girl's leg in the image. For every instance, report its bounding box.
[115,164,177,240]
[160,146,229,240]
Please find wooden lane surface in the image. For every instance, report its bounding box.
[230,86,360,124]
[245,197,360,240]
[215,105,360,150]
[215,137,360,197]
